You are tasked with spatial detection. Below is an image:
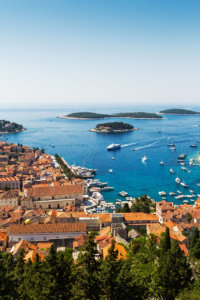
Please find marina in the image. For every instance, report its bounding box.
[1,106,200,208]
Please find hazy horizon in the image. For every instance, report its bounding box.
[0,0,200,106]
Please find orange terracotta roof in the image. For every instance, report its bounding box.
[25,250,45,262]
[0,177,19,182]
[179,244,189,256]
[103,242,127,260]
[37,242,53,249]
[147,223,166,236]
[10,222,87,234]
[26,184,83,197]
[123,212,158,222]
[100,226,111,236]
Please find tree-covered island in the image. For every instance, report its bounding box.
[59,111,163,119]
[159,108,200,115]
[0,120,26,134]
[90,122,137,133]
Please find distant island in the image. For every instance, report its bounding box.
[159,109,200,115]
[59,111,163,119]
[0,120,26,134]
[90,122,137,133]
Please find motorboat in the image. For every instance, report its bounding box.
[158,191,167,196]
[118,191,128,197]
[181,167,188,171]
[169,192,176,196]
[160,160,164,166]
[175,177,181,184]
[190,145,198,148]
[177,190,182,194]
[170,168,175,174]
[170,147,176,150]
[180,182,188,188]
[111,157,115,160]
[109,169,113,173]
[178,153,187,160]
[141,156,148,163]
[101,186,114,191]
[107,144,121,151]
[168,143,175,147]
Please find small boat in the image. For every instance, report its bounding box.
[107,144,121,151]
[190,145,198,148]
[101,186,114,191]
[177,190,182,194]
[180,182,188,188]
[181,167,188,171]
[119,191,128,197]
[170,147,176,150]
[159,191,167,196]
[190,190,194,193]
[168,143,175,147]
[183,200,189,203]
[169,192,176,196]
[132,148,135,151]
[109,169,113,173]
[160,160,164,166]
[141,156,148,163]
[178,153,187,160]
[175,177,181,184]
[111,157,115,160]
[170,168,175,174]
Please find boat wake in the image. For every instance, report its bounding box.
[121,142,137,148]
[134,141,158,151]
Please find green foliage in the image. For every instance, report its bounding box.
[95,122,134,131]
[66,111,163,119]
[159,108,200,114]
[67,112,110,118]
[160,227,171,253]
[55,153,79,180]
[116,195,155,213]
[190,228,200,259]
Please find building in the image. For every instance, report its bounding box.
[0,177,20,190]
[0,190,19,207]
[9,222,87,247]
[22,184,83,209]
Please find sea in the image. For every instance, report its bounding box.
[1,104,200,206]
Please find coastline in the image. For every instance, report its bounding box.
[89,128,139,133]
[58,116,163,120]
[0,128,26,134]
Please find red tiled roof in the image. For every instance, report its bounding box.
[26,184,83,197]
[10,222,86,234]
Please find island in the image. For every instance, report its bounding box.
[89,122,137,133]
[159,109,200,115]
[59,111,163,119]
[0,120,26,134]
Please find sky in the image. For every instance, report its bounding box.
[0,0,200,107]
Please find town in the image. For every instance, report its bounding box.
[0,140,200,260]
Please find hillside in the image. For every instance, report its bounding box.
[112,112,162,119]
[90,122,135,133]
[61,112,110,119]
[159,109,200,115]
[60,111,163,119]
[0,120,25,134]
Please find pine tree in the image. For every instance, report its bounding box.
[160,227,171,253]
[14,249,25,298]
[72,233,101,300]
[158,240,192,299]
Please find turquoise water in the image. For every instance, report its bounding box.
[1,106,200,205]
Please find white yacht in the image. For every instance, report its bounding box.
[107,144,121,151]
[109,169,113,173]
[175,177,181,184]
[158,191,167,196]
[170,168,175,174]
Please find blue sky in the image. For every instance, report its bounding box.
[0,0,200,106]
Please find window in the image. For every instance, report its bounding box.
[38,197,40,200]
[44,237,46,240]
[52,196,54,200]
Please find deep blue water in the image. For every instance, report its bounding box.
[1,105,200,205]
